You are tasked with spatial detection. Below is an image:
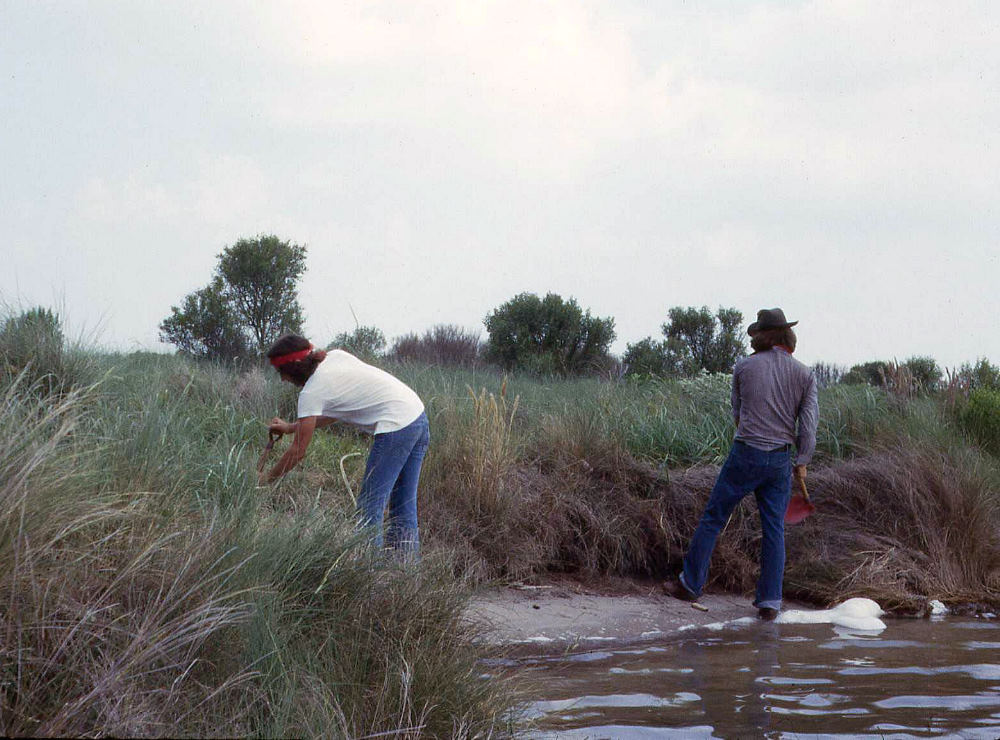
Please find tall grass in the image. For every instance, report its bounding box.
[0,354,518,737]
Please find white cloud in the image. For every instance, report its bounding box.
[75,156,274,228]
[249,1,647,174]
[232,0,999,199]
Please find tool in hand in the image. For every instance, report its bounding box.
[785,474,815,524]
[256,430,281,476]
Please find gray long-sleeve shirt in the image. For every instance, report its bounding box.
[731,347,819,465]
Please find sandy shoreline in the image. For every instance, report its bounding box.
[470,579,772,651]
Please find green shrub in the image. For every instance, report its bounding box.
[0,306,97,393]
[327,325,387,362]
[484,291,615,376]
[622,337,677,377]
[0,305,63,366]
[958,358,1000,392]
[903,355,942,393]
[960,388,1000,454]
[843,360,889,387]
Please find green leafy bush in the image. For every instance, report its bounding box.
[484,291,615,376]
[843,360,889,387]
[958,358,1000,392]
[960,388,1000,454]
[903,355,942,393]
[624,306,747,378]
[328,325,386,362]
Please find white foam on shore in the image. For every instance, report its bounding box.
[776,597,886,632]
[678,617,756,633]
[929,599,948,616]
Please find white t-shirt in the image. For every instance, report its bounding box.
[296,350,425,435]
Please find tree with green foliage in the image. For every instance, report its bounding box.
[664,306,745,374]
[216,235,306,351]
[959,358,1000,391]
[159,234,306,361]
[328,325,387,362]
[843,360,890,387]
[622,337,678,377]
[484,292,615,375]
[158,278,249,361]
[625,306,746,377]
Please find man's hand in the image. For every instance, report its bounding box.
[268,417,295,436]
[792,465,808,496]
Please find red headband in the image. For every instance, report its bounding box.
[269,346,313,368]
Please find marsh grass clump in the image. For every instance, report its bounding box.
[236,519,517,738]
[0,377,255,737]
[621,373,734,465]
[783,445,1000,611]
[420,384,542,579]
[0,306,100,395]
[529,402,671,576]
[419,378,672,580]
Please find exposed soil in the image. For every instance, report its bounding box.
[470,576,772,652]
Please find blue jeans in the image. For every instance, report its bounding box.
[356,412,430,554]
[680,440,792,610]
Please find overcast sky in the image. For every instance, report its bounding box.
[2,1,998,369]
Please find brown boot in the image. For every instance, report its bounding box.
[662,579,698,603]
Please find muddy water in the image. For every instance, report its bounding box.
[517,617,1000,738]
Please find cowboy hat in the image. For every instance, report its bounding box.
[747,308,798,335]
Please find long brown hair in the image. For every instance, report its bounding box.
[266,334,327,386]
[750,327,797,353]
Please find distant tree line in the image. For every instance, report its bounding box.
[153,235,1000,395]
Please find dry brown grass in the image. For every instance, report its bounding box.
[420,386,545,580]
[784,446,1000,610]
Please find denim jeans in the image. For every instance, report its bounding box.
[356,412,430,554]
[680,440,793,610]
